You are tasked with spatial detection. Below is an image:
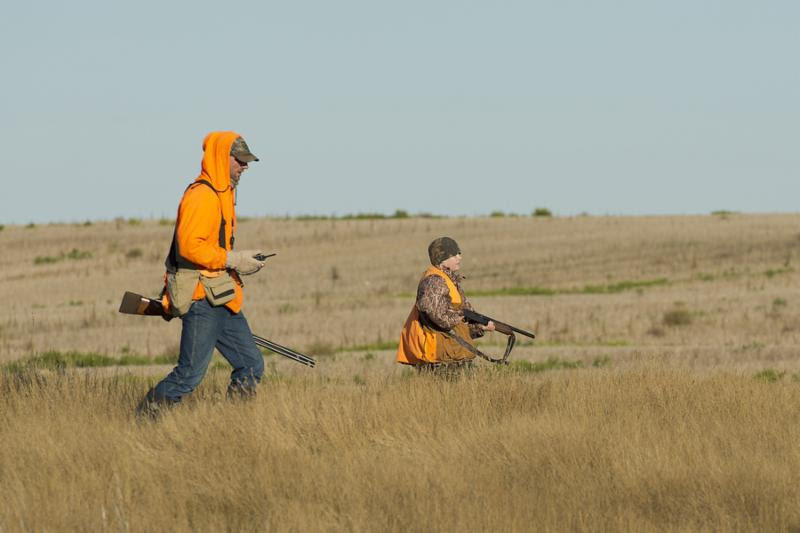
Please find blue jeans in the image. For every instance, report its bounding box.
[151,299,265,403]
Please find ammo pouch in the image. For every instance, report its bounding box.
[200,271,237,307]
[166,269,200,317]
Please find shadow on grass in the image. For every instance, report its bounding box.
[3,351,175,372]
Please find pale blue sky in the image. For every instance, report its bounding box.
[1,1,798,224]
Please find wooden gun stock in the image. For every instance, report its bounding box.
[119,291,170,318]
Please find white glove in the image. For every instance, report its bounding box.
[225,250,266,275]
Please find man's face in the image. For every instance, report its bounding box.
[229,155,248,189]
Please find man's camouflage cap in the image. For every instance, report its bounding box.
[231,137,259,162]
[428,237,461,266]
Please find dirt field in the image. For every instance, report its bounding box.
[2,213,799,370]
[2,213,800,531]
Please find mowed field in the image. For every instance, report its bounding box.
[2,213,800,531]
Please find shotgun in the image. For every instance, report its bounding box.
[118,291,315,367]
[462,309,536,340]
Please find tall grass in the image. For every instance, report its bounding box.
[2,366,800,531]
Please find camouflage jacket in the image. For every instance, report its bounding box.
[416,267,484,339]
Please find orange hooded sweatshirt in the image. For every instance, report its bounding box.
[163,131,244,313]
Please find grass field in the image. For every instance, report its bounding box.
[2,213,800,530]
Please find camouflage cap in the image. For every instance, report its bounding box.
[428,237,461,266]
[231,137,259,163]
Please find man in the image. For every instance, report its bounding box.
[396,237,494,370]
[137,131,268,417]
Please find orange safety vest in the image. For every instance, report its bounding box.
[396,266,475,365]
[162,131,244,314]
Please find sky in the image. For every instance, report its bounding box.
[1,1,798,224]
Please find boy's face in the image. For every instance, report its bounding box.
[439,253,462,272]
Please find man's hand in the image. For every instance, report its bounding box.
[225,250,266,275]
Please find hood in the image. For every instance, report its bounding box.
[196,131,240,192]
[194,131,239,241]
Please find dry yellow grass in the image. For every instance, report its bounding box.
[2,367,800,531]
[2,213,800,530]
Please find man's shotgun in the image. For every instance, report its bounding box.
[118,291,316,368]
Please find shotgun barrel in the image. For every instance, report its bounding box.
[251,334,315,367]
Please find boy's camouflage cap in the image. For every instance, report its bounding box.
[428,237,461,266]
[231,137,259,162]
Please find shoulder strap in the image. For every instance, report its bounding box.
[194,180,227,249]
[441,328,513,365]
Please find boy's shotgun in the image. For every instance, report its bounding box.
[462,309,536,339]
